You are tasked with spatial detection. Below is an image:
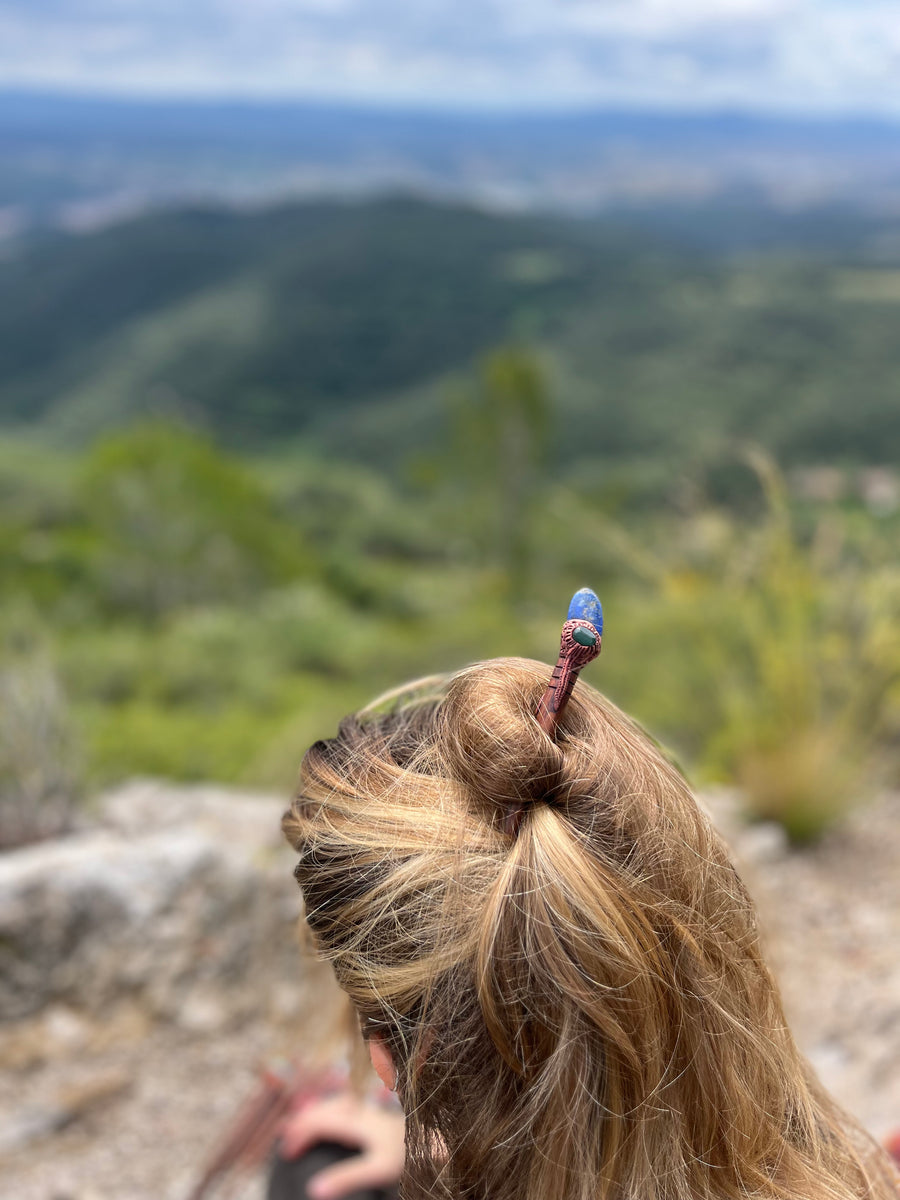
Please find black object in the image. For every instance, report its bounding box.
[267,1141,400,1200]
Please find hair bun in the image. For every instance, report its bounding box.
[440,658,565,823]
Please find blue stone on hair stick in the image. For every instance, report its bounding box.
[533,587,604,742]
[566,587,603,640]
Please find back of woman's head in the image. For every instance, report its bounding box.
[283,658,897,1200]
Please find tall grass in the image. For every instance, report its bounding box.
[0,650,80,848]
[601,451,900,841]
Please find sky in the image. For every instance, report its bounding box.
[2,0,900,114]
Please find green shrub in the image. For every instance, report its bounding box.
[79,421,311,619]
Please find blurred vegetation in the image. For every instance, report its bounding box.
[0,618,80,849]
[595,451,900,842]
[1,198,899,845]
[432,348,551,600]
[2,197,900,470]
[1,369,898,844]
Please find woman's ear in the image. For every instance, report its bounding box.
[368,1034,396,1091]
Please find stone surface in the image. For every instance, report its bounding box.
[732,789,900,1141]
[0,779,303,1026]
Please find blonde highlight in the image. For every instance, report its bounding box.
[283,657,898,1200]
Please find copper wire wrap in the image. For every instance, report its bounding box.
[500,618,602,837]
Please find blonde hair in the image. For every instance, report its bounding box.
[283,658,897,1200]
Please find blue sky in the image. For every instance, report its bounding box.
[2,0,900,113]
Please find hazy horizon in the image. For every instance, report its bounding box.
[5,84,900,125]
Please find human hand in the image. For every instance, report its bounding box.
[278,1092,405,1200]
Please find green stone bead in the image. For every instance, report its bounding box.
[573,626,598,647]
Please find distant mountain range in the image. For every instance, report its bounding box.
[3,90,900,238]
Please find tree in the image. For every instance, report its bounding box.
[442,348,551,599]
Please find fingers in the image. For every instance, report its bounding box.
[279,1101,363,1160]
[277,1092,405,1198]
[306,1153,392,1200]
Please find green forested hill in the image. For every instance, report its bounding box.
[0,198,610,439]
[2,195,899,464]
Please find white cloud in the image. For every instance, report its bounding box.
[1,0,900,113]
[516,0,794,37]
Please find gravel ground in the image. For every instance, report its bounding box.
[1,790,899,1199]
[736,788,900,1140]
